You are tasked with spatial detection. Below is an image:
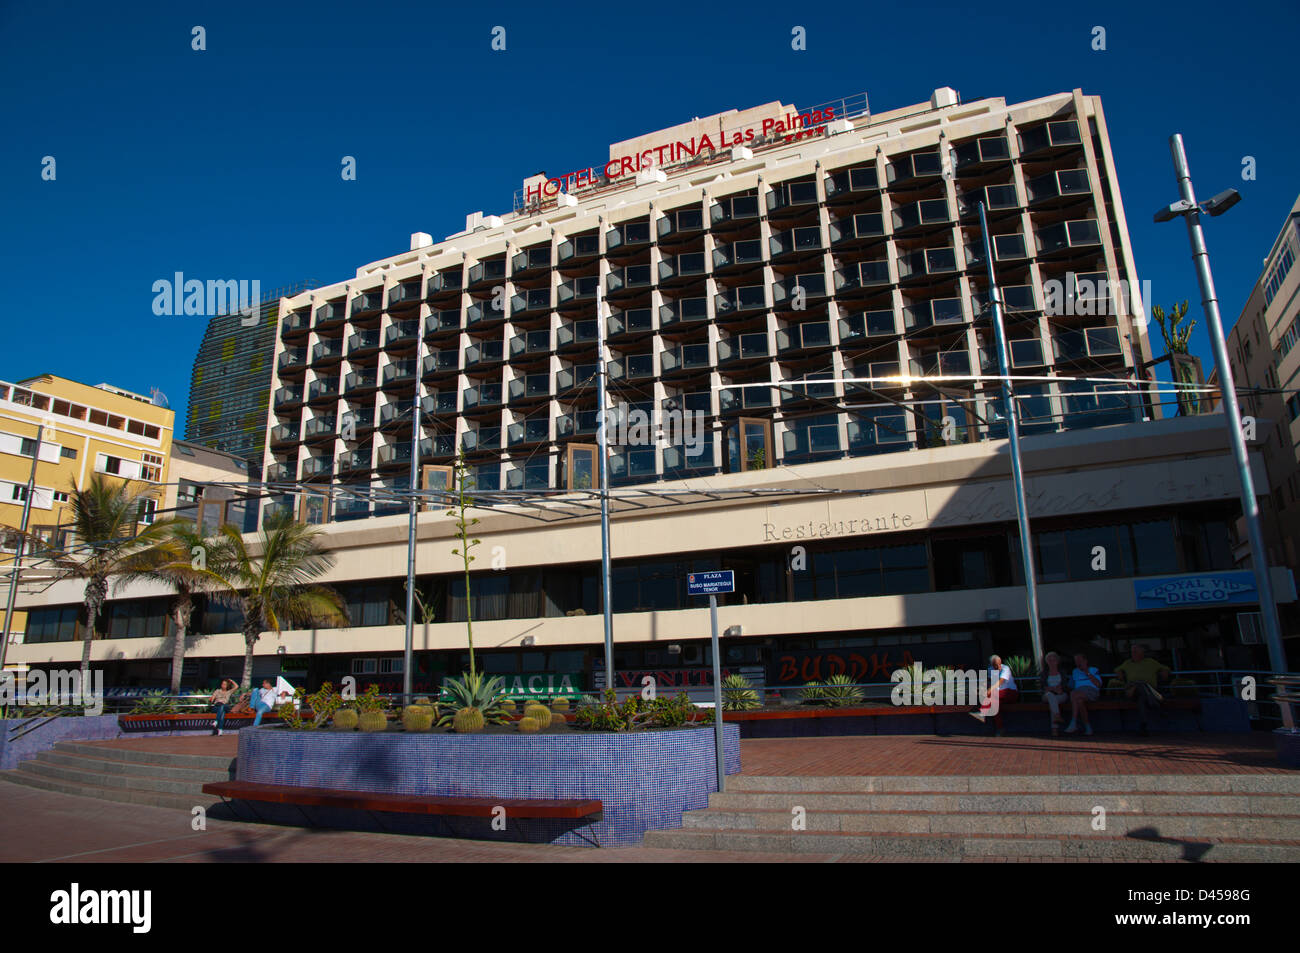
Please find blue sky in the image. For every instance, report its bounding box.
[1,0,1297,433]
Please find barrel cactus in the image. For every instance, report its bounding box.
[453,706,485,733]
[358,710,387,732]
[549,710,567,726]
[332,708,359,730]
[501,698,517,714]
[402,705,434,732]
[523,703,552,729]
[518,716,539,733]
[551,696,570,711]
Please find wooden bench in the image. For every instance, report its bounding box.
[202,780,604,845]
[118,712,286,732]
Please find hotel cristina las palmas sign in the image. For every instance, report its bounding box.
[1133,571,1258,610]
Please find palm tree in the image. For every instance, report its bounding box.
[59,475,176,682]
[205,511,349,688]
[117,519,221,696]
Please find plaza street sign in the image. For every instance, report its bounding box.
[687,570,735,596]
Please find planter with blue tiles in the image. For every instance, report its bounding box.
[235,724,741,846]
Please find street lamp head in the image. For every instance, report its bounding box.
[1203,189,1242,217]
[1154,199,1195,223]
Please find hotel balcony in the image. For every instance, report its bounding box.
[376,438,433,468]
[606,265,653,299]
[346,329,382,359]
[349,291,383,318]
[712,239,765,274]
[965,233,1030,270]
[659,296,709,332]
[556,409,599,439]
[658,251,707,288]
[422,349,460,379]
[343,369,378,398]
[909,349,973,379]
[422,392,457,417]
[776,320,832,355]
[832,261,890,296]
[340,408,375,436]
[772,272,830,311]
[557,232,600,268]
[607,308,654,343]
[387,281,422,309]
[506,458,552,491]
[557,275,599,309]
[824,165,881,204]
[956,183,1021,220]
[428,433,457,459]
[952,135,1012,173]
[660,343,711,378]
[779,377,837,409]
[277,347,308,375]
[384,319,420,351]
[605,220,652,256]
[847,412,909,455]
[303,415,337,443]
[301,456,334,480]
[338,446,373,475]
[556,318,598,353]
[710,194,761,232]
[467,257,507,291]
[511,245,552,277]
[1018,119,1082,158]
[769,226,824,263]
[311,339,344,367]
[713,284,768,324]
[266,462,294,483]
[663,390,712,419]
[781,416,842,461]
[466,298,507,330]
[657,206,706,242]
[1026,168,1093,207]
[461,426,501,454]
[717,332,771,368]
[970,283,1038,316]
[382,359,418,389]
[719,384,774,413]
[1035,219,1103,257]
[608,447,656,488]
[903,297,966,332]
[426,269,463,300]
[379,399,413,429]
[1052,326,1124,364]
[509,287,552,321]
[896,247,958,284]
[334,498,371,522]
[829,213,886,247]
[507,417,551,449]
[1009,337,1048,369]
[314,301,346,331]
[556,364,598,397]
[607,352,655,384]
[463,382,504,414]
[886,150,944,188]
[508,373,552,406]
[766,179,819,219]
[273,386,304,413]
[464,339,505,370]
[425,309,461,338]
[893,198,953,235]
[510,328,552,364]
[281,310,310,340]
[270,422,300,446]
[838,309,898,345]
[845,360,905,396]
[306,378,339,405]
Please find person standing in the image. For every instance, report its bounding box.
[1066,653,1102,736]
[208,678,237,735]
[1114,644,1171,736]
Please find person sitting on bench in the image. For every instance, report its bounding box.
[251,679,279,727]
[1041,651,1069,737]
[969,654,1018,736]
[1066,653,1102,736]
[1114,644,1170,736]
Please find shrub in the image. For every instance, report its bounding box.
[819,674,865,708]
[572,690,699,732]
[1004,655,1034,678]
[722,673,761,711]
[280,683,344,730]
[798,681,824,704]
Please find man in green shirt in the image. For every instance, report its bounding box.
[1115,644,1171,736]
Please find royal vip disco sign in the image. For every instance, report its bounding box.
[1133,571,1258,610]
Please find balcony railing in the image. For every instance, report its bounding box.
[344,370,377,394]
[312,340,343,363]
[306,379,338,402]
[886,151,943,185]
[347,330,381,355]
[714,284,768,317]
[465,340,505,367]
[839,309,897,342]
[1035,220,1102,255]
[388,282,422,307]
[558,275,600,304]
[382,360,418,386]
[510,329,552,359]
[508,374,552,402]
[467,258,507,287]
[274,386,303,409]
[712,239,764,270]
[557,319,598,349]
[425,309,460,335]
[717,333,770,365]
[766,180,818,213]
[461,426,501,453]
[385,320,419,347]
[658,207,705,239]
[608,308,654,338]
[278,347,308,372]
[957,183,1020,218]
[507,418,551,446]
[510,287,552,316]
[314,302,346,326]
[427,270,463,295]
[773,273,828,306]
[1026,168,1092,205]
[556,410,599,438]
[422,393,457,417]
[719,386,773,412]
[301,456,333,478]
[776,321,832,352]
[825,165,880,199]
[464,383,504,410]
[1018,120,1082,156]
[423,350,459,375]
[512,246,552,273]
[606,220,652,251]
[833,261,890,292]
[281,311,310,335]
[893,198,951,232]
[710,194,760,226]
[270,423,299,444]
[904,297,965,330]
[350,291,383,316]
[658,252,707,282]
[829,213,885,245]
[608,353,654,382]
[556,364,598,394]
[952,135,1011,170]
[661,344,711,374]
[557,233,600,263]
[769,226,823,258]
[660,296,708,328]
[607,265,653,294]
[303,415,336,439]
[897,248,958,280]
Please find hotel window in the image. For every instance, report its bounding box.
[137,499,157,525]
[53,491,68,503]
[380,658,403,674]
[141,452,163,482]
[61,446,76,459]
[11,484,28,502]
[351,658,378,675]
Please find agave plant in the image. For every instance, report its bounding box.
[819,674,865,708]
[436,672,511,727]
[798,681,824,704]
[722,673,761,711]
[1004,655,1034,678]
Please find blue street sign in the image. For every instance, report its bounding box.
[687,570,735,596]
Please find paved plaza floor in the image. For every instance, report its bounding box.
[0,732,1285,863]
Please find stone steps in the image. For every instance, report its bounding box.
[642,773,1300,860]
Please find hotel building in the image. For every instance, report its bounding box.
[10,88,1296,690]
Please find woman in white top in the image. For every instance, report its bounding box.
[1041,652,1068,736]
